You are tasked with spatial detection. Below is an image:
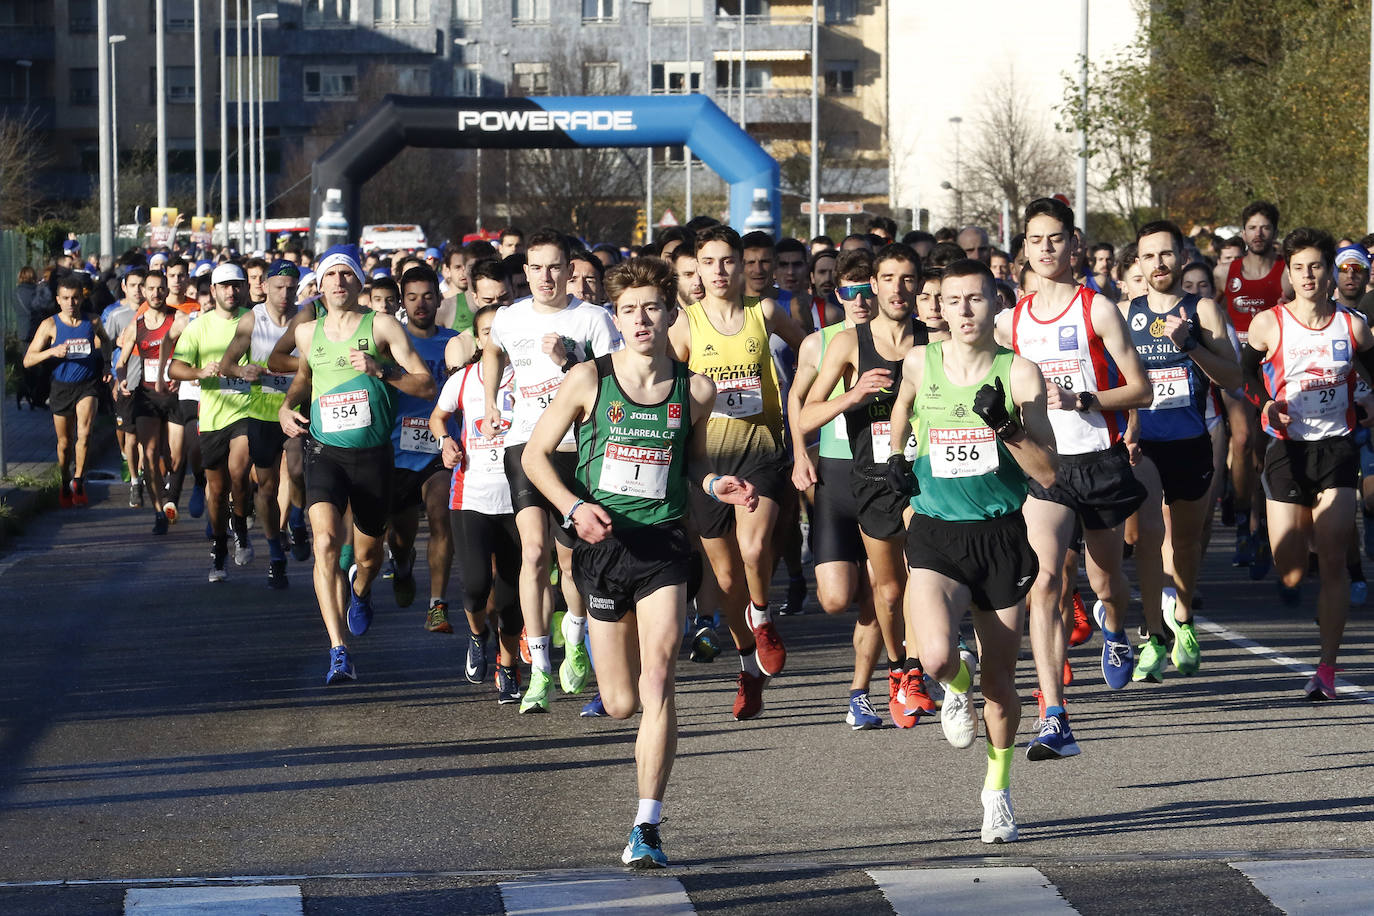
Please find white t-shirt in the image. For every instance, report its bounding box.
[489,296,620,447]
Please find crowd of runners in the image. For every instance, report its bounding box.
[19,198,1372,865]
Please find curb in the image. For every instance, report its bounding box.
[0,420,118,552]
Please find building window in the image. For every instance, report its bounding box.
[374,0,430,23]
[304,66,358,100]
[0,0,47,26]
[159,0,195,31]
[454,65,482,96]
[583,61,620,95]
[652,61,702,94]
[824,60,856,95]
[304,0,355,28]
[452,0,481,22]
[513,61,550,95]
[69,0,95,32]
[148,66,196,103]
[512,0,549,24]
[824,0,856,24]
[582,0,617,21]
[393,66,431,93]
[225,57,279,102]
[69,67,97,106]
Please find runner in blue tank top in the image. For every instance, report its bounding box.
[1124,221,1241,685]
[23,273,108,506]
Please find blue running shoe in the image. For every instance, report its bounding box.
[464,630,487,684]
[325,646,356,685]
[1232,527,1254,567]
[1026,711,1081,760]
[346,564,373,637]
[496,665,522,705]
[621,823,668,869]
[581,693,608,717]
[188,483,205,519]
[1094,599,1133,690]
[1352,579,1368,607]
[845,693,882,730]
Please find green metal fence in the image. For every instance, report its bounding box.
[0,231,139,339]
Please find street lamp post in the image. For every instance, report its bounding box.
[684,1,693,220]
[155,0,167,208]
[14,60,29,108]
[809,0,819,239]
[194,0,204,220]
[109,36,126,230]
[632,0,653,244]
[738,0,746,129]
[256,12,277,252]
[246,7,258,252]
[96,0,113,261]
[219,0,228,248]
[949,115,963,225]
[236,0,245,249]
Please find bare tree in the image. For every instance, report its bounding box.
[963,75,1072,229]
[0,114,53,227]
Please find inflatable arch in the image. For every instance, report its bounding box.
[309,94,781,243]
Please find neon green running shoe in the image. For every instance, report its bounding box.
[1132,635,1167,684]
[520,667,552,714]
[1165,614,1201,676]
[551,609,567,649]
[560,640,591,694]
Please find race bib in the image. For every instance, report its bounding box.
[1148,366,1192,411]
[466,428,506,474]
[712,375,763,419]
[928,427,999,479]
[219,375,250,395]
[399,416,439,453]
[871,420,892,463]
[1294,369,1346,417]
[258,372,293,394]
[832,410,847,440]
[144,358,162,382]
[319,390,372,433]
[64,338,92,357]
[597,442,670,499]
[1038,357,1087,394]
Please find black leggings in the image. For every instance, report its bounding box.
[452,509,521,635]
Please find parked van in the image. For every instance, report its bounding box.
[359,224,428,253]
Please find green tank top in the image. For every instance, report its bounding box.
[307,310,397,449]
[816,321,852,460]
[450,292,474,334]
[575,355,691,529]
[909,342,1027,522]
[171,308,252,433]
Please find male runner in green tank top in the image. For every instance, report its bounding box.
[277,247,437,685]
[167,263,256,582]
[523,256,756,870]
[886,259,1058,845]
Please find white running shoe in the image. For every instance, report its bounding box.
[981,788,1018,843]
[939,649,979,748]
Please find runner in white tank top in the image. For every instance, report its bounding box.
[1240,228,1374,702]
[993,198,1152,762]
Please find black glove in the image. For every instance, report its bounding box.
[885,453,917,496]
[972,376,1022,440]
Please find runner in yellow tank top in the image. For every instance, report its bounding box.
[667,225,805,720]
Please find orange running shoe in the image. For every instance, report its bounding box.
[1033,688,1048,722]
[519,627,531,665]
[889,669,917,728]
[59,485,74,509]
[1069,589,1092,647]
[1063,659,1073,686]
[733,670,766,720]
[901,668,937,716]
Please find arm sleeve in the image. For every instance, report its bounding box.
[1241,344,1267,409]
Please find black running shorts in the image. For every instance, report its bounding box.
[852,464,908,541]
[1261,435,1358,507]
[688,451,789,540]
[199,418,250,469]
[811,457,863,565]
[1027,441,1145,530]
[573,522,694,623]
[505,442,577,548]
[47,379,100,417]
[905,510,1039,612]
[1139,434,1215,504]
[304,438,394,538]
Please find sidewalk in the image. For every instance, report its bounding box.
[0,397,117,546]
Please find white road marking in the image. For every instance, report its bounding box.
[867,867,1075,915]
[1231,858,1374,915]
[1195,616,1374,704]
[124,884,302,914]
[500,874,694,915]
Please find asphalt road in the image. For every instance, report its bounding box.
[1,478,1371,914]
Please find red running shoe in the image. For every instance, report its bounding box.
[1033,688,1048,722]
[1063,659,1073,686]
[1069,589,1092,647]
[752,621,787,676]
[733,670,766,720]
[59,485,74,509]
[901,668,937,716]
[71,481,88,507]
[889,670,917,728]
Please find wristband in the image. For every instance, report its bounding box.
[561,353,578,373]
[707,475,723,502]
[563,499,585,529]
